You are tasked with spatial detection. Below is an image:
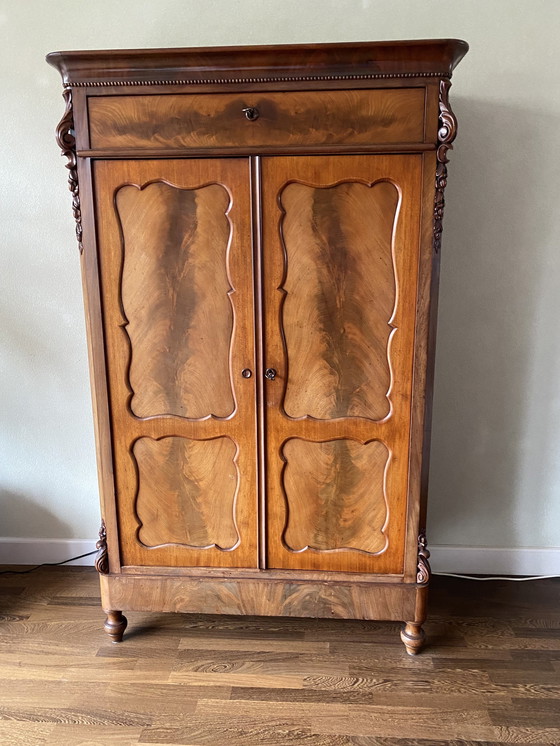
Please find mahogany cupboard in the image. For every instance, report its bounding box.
[47,40,467,654]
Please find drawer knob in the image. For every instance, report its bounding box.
[242,106,260,121]
[264,368,277,381]
[241,368,252,379]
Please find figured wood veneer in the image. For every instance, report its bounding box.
[282,438,390,554]
[100,573,425,622]
[280,179,399,420]
[116,180,235,419]
[88,89,425,151]
[134,436,239,550]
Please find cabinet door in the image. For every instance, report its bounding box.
[94,159,258,568]
[262,155,422,573]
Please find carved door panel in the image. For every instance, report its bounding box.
[94,159,258,568]
[261,155,422,573]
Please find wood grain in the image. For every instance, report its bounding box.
[280,179,399,420]
[262,155,422,573]
[94,159,258,569]
[116,180,234,419]
[134,436,239,550]
[99,573,424,622]
[0,568,558,746]
[47,39,469,88]
[282,439,389,554]
[88,89,425,150]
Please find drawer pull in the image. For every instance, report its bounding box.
[265,368,277,381]
[242,106,260,121]
[241,368,252,379]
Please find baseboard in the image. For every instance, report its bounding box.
[430,545,560,576]
[0,538,559,576]
[0,538,96,566]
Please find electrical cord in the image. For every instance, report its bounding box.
[0,550,96,575]
[0,558,558,581]
[434,572,560,581]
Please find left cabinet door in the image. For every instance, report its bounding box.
[93,159,258,568]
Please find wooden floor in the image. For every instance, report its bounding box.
[0,568,559,745]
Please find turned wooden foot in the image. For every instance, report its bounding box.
[400,621,425,655]
[104,610,128,643]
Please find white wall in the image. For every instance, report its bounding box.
[1,0,559,570]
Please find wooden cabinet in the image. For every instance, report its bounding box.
[47,40,467,654]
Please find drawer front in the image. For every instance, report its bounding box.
[88,88,425,150]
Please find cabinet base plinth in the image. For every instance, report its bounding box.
[100,573,428,650]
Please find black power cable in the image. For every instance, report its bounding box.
[0,550,96,575]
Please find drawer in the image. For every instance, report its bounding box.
[88,88,425,150]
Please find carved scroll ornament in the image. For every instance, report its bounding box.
[433,79,458,254]
[94,519,109,574]
[416,531,431,585]
[55,87,83,253]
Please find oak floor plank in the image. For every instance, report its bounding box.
[63,661,175,684]
[231,683,511,706]
[0,722,55,745]
[45,725,143,745]
[0,679,109,708]
[0,705,153,727]
[138,717,318,745]
[492,725,560,744]
[174,649,351,677]
[177,636,329,654]
[168,670,305,689]
[489,699,560,729]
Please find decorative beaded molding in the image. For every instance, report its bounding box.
[55,87,83,253]
[433,78,457,254]
[70,71,451,87]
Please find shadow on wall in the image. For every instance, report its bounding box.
[428,97,560,548]
[0,488,75,539]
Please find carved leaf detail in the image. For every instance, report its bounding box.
[94,519,109,575]
[433,79,458,254]
[55,87,83,253]
[417,531,431,585]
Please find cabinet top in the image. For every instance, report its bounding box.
[46,39,468,88]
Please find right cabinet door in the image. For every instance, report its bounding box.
[262,155,423,573]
